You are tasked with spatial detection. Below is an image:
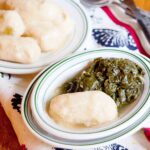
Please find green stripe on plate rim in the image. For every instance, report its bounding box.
[139,53,150,64]
[0,0,89,70]
[34,49,150,134]
[23,71,150,146]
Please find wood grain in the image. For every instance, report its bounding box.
[0,104,20,150]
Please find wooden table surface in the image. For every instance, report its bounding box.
[0,104,20,150]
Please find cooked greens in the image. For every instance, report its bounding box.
[62,58,145,108]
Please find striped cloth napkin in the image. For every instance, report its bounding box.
[0,1,150,150]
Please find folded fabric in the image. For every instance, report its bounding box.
[101,6,150,57]
[87,4,150,58]
[0,75,53,150]
[0,1,150,149]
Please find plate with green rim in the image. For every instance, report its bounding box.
[0,0,89,74]
[21,49,150,149]
[29,49,150,140]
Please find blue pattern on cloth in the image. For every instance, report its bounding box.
[110,143,128,150]
[0,72,11,79]
[55,143,128,150]
[11,93,23,113]
[92,29,137,51]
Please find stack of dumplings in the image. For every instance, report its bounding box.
[0,0,74,63]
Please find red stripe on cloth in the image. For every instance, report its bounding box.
[19,144,27,150]
[144,128,150,142]
[101,6,150,58]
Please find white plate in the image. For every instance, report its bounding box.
[22,49,150,149]
[30,49,150,140]
[0,0,89,74]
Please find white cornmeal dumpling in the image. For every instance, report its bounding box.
[5,0,65,24]
[0,10,25,36]
[49,91,118,129]
[5,0,74,52]
[27,15,74,52]
[0,36,41,63]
